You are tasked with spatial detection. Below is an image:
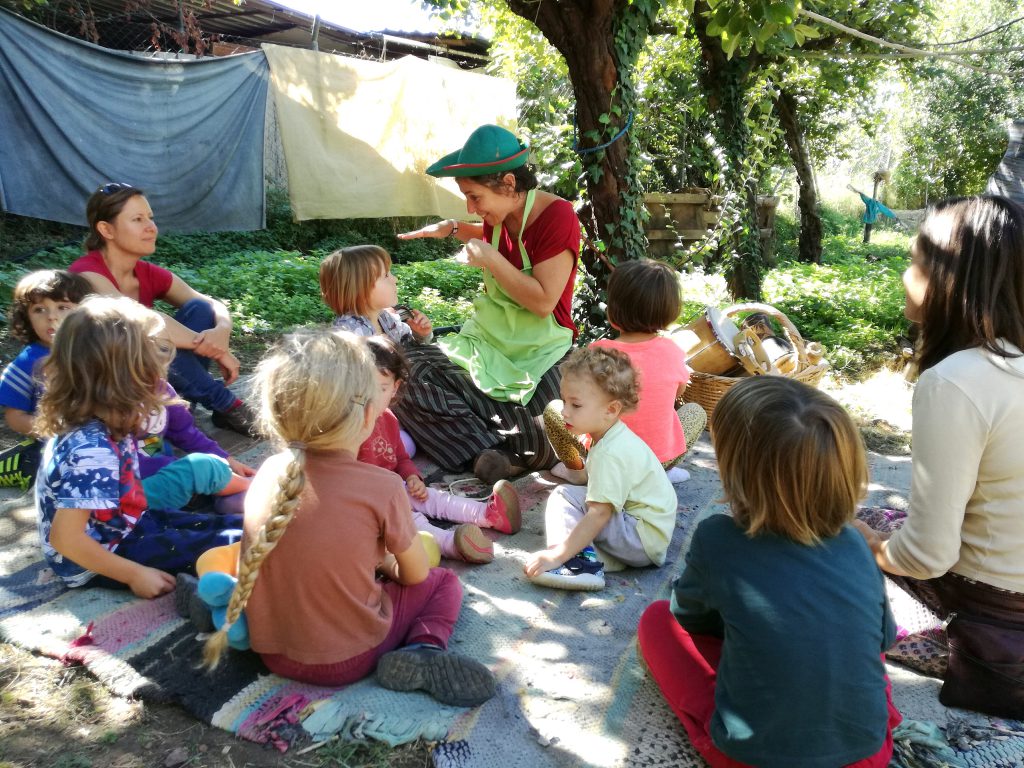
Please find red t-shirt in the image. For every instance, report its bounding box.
[69,251,174,308]
[483,198,580,337]
[358,408,420,481]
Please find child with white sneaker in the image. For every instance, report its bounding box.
[525,347,678,590]
[359,336,520,564]
[544,259,705,485]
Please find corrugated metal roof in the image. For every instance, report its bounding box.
[0,0,489,67]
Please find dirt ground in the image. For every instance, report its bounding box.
[0,641,433,768]
[0,325,913,767]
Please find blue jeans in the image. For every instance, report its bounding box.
[167,299,237,413]
[88,508,243,588]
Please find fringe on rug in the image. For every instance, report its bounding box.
[890,719,966,768]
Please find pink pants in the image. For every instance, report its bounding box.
[261,566,463,686]
[637,600,902,768]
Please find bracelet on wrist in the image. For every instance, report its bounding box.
[449,219,459,237]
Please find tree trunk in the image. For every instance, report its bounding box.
[690,2,763,300]
[774,88,823,264]
[505,0,653,272]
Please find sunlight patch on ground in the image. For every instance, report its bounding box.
[823,368,913,431]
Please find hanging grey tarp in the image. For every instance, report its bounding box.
[0,7,269,232]
[987,120,1024,205]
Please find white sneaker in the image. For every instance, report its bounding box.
[528,554,605,591]
[665,466,690,484]
[530,566,605,591]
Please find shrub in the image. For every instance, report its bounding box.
[763,239,909,376]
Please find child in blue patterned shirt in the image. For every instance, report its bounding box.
[34,296,242,598]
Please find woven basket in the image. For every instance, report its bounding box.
[682,302,829,423]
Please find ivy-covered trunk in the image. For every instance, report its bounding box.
[774,87,823,264]
[691,2,764,300]
[505,0,658,276]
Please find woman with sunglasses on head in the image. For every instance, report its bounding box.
[394,125,581,483]
[70,183,255,436]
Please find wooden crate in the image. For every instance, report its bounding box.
[643,191,779,264]
[643,190,717,263]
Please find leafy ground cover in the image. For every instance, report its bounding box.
[2,198,910,380]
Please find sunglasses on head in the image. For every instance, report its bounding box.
[97,182,134,195]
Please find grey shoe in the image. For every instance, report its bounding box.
[376,647,496,707]
[174,572,214,633]
[211,401,258,437]
[174,573,197,619]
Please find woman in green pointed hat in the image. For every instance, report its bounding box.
[395,124,581,483]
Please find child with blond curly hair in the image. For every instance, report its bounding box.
[525,347,677,591]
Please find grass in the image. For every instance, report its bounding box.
[1,198,912,381]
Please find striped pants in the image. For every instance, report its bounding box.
[392,344,564,471]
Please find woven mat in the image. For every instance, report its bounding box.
[4,439,1024,766]
[0,439,461,752]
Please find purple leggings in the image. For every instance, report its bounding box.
[260,566,464,686]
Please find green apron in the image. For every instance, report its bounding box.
[440,189,573,405]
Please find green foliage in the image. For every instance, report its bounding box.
[153,189,458,267]
[482,8,579,200]
[0,212,85,262]
[163,250,331,333]
[635,8,717,191]
[890,0,1024,206]
[50,755,92,768]
[159,251,478,333]
[764,252,908,375]
[0,198,474,337]
[312,736,397,768]
[764,217,910,375]
[393,260,480,327]
[2,203,909,378]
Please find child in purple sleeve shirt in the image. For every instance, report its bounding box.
[136,381,253,515]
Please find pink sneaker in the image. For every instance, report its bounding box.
[454,524,494,564]
[483,479,520,534]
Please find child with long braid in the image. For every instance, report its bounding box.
[203,329,495,707]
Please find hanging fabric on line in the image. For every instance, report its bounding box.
[261,44,516,221]
[0,7,269,233]
[857,191,898,225]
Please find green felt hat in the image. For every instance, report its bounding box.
[426,124,530,178]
